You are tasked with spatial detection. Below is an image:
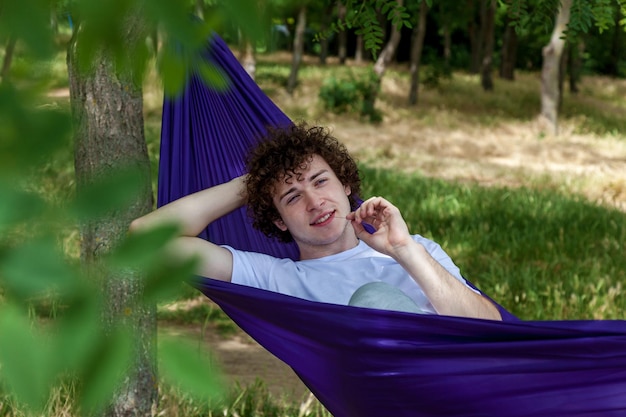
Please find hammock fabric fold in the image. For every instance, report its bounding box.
[158,34,626,417]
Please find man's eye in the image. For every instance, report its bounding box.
[316,178,328,186]
[287,195,299,204]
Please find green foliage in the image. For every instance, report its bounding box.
[318,69,382,122]
[506,0,625,36]
[0,0,267,414]
[318,0,413,57]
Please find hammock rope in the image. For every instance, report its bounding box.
[158,34,626,417]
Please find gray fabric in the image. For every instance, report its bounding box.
[348,282,429,314]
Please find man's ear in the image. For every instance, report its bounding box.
[344,185,351,196]
[273,218,288,232]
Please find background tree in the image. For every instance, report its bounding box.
[499,1,519,80]
[287,3,308,94]
[67,1,156,414]
[480,0,496,91]
[0,0,261,415]
[408,0,429,105]
[539,0,572,134]
[0,35,16,82]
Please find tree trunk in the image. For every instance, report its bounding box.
[467,0,482,74]
[195,0,205,19]
[355,35,364,64]
[442,20,451,68]
[607,8,623,76]
[286,5,306,95]
[337,1,348,65]
[408,1,428,105]
[67,7,156,417]
[319,3,334,65]
[240,38,256,80]
[558,41,568,110]
[568,38,584,94]
[1,36,17,81]
[540,0,572,135]
[480,0,496,91]
[373,0,403,78]
[499,15,518,80]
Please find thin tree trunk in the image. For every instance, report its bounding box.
[373,0,403,78]
[337,1,348,65]
[1,36,17,81]
[287,5,306,95]
[367,0,403,114]
[468,0,482,74]
[480,0,496,91]
[568,38,584,94]
[559,41,568,110]
[319,3,333,65]
[67,7,156,417]
[499,15,518,80]
[607,8,622,76]
[408,1,428,105]
[195,0,204,19]
[442,20,451,68]
[540,0,572,135]
[355,35,364,64]
[240,38,256,80]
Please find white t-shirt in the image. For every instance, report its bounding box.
[224,235,475,314]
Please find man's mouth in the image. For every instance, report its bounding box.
[311,211,335,225]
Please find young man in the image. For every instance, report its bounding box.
[130,123,502,321]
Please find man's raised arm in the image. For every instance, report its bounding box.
[128,176,247,281]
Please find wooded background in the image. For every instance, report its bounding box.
[1,1,624,416]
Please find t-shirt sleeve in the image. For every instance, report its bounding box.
[222,245,276,290]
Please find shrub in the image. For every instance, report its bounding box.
[318,69,382,123]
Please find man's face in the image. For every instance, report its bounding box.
[272,154,357,259]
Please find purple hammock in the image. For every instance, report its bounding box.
[157,34,626,417]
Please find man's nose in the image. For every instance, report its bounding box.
[305,192,324,211]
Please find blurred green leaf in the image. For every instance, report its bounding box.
[143,257,199,304]
[0,85,71,177]
[78,325,134,413]
[109,224,199,303]
[218,0,267,43]
[71,167,146,220]
[197,61,230,92]
[159,336,225,402]
[0,238,81,302]
[54,300,104,374]
[108,224,180,269]
[0,182,45,233]
[0,305,55,412]
[0,0,55,59]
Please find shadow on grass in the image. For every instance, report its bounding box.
[360,165,626,320]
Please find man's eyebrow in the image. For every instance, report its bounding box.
[309,169,328,181]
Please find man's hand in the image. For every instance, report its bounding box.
[346,196,413,259]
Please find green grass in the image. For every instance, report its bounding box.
[360,165,625,320]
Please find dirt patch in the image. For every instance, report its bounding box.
[160,321,311,403]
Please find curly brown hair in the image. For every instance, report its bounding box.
[245,122,361,243]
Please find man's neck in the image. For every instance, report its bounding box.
[298,235,359,260]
